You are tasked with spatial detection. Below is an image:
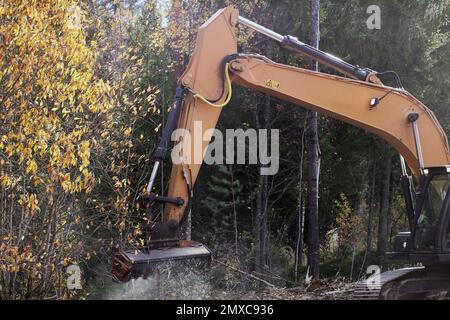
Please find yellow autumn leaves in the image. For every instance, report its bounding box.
[0,0,115,297]
[0,0,166,299]
[18,194,40,214]
[0,0,113,206]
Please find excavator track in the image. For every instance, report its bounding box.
[353,267,421,300]
[353,266,450,300]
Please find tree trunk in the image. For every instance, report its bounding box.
[255,172,268,274]
[377,146,393,258]
[366,162,376,253]
[294,116,307,281]
[230,166,239,258]
[254,95,271,275]
[305,0,321,280]
[294,200,305,281]
[359,159,377,278]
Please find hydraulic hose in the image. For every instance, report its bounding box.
[191,62,233,108]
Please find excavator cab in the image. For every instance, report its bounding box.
[356,168,450,299]
[414,169,450,253]
[392,167,450,262]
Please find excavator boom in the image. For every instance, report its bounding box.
[167,6,449,223]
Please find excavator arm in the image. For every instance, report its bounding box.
[157,6,449,223]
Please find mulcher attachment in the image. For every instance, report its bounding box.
[110,191,211,283]
[112,239,212,283]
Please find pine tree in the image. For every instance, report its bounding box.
[201,165,244,251]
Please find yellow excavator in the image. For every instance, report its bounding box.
[112,7,450,299]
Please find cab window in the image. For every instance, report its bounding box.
[446,210,450,250]
[414,174,449,251]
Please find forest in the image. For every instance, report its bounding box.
[0,0,449,300]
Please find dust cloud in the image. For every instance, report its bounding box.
[100,262,213,300]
